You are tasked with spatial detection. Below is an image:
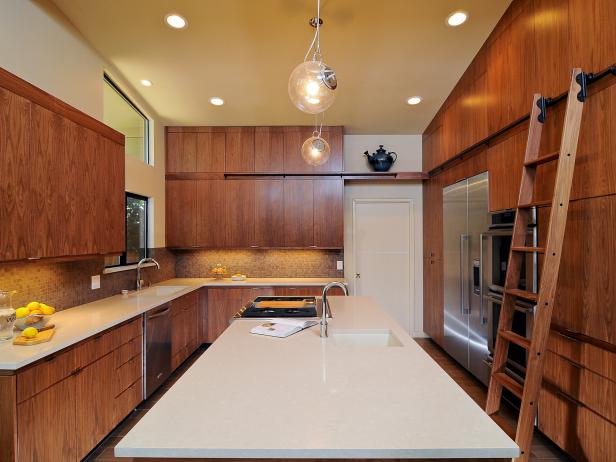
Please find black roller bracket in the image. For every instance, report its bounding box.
[576,71,588,102]
[536,97,547,123]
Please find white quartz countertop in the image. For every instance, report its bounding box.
[0,277,345,370]
[115,296,518,459]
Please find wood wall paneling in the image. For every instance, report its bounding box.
[225,127,255,173]
[254,179,285,247]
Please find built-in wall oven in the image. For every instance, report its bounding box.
[481,210,536,405]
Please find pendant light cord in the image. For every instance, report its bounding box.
[304,0,322,62]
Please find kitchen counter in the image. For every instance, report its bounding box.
[0,277,346,371]
[115,296,518,460]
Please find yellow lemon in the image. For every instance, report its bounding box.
[41,305,55,315]
[22,327,38,339]
[29,309,42,315]
[15,307,30,319]
[26,301,40,311]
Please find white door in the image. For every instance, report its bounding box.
[353,199,413,334]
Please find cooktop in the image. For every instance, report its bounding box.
[234,296,318,318]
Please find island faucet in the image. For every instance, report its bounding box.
[320,282,349,338]
[136,258,160,290]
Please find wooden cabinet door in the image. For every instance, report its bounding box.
[487,126,526,212]
[17,378,77,462]
[284,179,314,247]
[225,127,254,172]
[195,180,226,248]
[313,179,343,248]
[99,136,125,254]
[0,88,30,261]
[255,127,284,173]
[254,179,284,247]
[225,180,255,247]
[283,127,314,173]
[206,288,243,342]
[167,131,197,173]
[241,287,275,301]
[196,129,225,172]
[166,180,196,248]
[74,353,116,460]
[313,126,343,173]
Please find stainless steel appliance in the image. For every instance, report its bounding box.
[443,172,490,384]
[234,296,318,318]
[145,304,172,398]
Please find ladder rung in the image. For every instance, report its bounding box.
[498,330,531,349]
[517,199,552,209]
[492,371,524,399]
[511,246,545,254]
[524,151,560,167]
[505,288,538,303]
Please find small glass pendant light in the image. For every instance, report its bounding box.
[301,129,331,166]
[288,1,337,114]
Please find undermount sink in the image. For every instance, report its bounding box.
[131,285,189,298]
[330,329,403,347]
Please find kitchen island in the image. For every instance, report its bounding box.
[115,296,518,460]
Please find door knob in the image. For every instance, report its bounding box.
[355,273,361,278]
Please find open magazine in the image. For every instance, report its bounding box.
[250,318,319,338]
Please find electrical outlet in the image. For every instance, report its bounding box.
[336,260,344,271]
[91,275,101,290]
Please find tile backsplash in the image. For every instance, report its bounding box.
[175,249,344,278]
[0,248,175,311]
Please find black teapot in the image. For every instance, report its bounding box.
[364,145,397,172]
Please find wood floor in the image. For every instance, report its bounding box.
[84,340,570,462]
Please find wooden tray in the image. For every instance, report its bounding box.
[13,324,55,346]
[255,301,307,309]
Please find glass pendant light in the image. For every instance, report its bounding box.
[301,128,331,166]
[288,0,337,114]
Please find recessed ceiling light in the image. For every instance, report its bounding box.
[407,96,422,105]
[165,14,187,29]
[210,97,224,106]
[140,79,152,87]
[447,11,468,27]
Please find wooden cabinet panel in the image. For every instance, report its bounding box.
[166,180,196,248]
[283,127,314,173]
[114,336,142,370]
[75,353,116,460]
[206,288,243,342]
[115,377,142,424]
[17,378,76,462]
[225,180,255,247]
[314,126,344,173]
[225,127,254,173]
[0,88,30,262]
[17,348,76,403]
[284,180,314,247]
[487,126,527,212]
[115,354,142,397]
[254,179,285,247]
[195,180,226,248]
[167,131,197,173]
[313,179,343,248]
[196,130,226,172]
[255,127,284,173]
[99,137,125,254]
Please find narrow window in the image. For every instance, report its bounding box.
[105,193,149,267]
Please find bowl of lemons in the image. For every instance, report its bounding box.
[14,301,55,331]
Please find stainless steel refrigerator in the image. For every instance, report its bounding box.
[442,172,490,385]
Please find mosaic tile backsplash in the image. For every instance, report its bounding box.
[0,248,175,311]
[175,249,344,278]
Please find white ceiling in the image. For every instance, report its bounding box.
[51,0,511,134]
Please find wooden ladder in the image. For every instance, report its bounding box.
[485,68,587,462]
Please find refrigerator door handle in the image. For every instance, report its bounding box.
[460,234,470,315]
[479,233,487,325]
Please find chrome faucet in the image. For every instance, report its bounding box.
[320,282,349,338]
[136,258,160,290]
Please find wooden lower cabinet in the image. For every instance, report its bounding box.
[206,287,244,343]
[171,291,201,369]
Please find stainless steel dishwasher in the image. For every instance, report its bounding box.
[144,303,172,398]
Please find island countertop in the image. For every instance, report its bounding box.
[115,296,518,460]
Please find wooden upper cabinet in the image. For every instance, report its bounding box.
[167,131,197,173]
[0,87,30,262]
[313,126,343,173]
[313,179,343,248]
[99,137,125,255]
[487,126,526,212]
[284,179,314,247]
[224,180,255,247]
[166,129,226,173]
[197,129,226,172]
[283,126,314,173]
[195,180,226,248]
[255,127,284,173]
[166,180,196,248]
[225,127,255,172]
[254,179,285,247]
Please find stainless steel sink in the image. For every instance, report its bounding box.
[130,285,189,298]
[330,329,403,347]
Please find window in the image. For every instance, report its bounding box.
[105,193,149,268]
[103,74,150,163]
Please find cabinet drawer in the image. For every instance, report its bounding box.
[172,345,188,371]
[114,336,142,369]
[115,354,142,397]
[75,328,118,368]
[17,348,76,403]
[544,350,616,424]
[539,387,616,461]
[548,329,616,382]
[115,316,143,343]
[115,377,143,424]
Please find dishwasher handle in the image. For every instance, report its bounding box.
[148,305,170,319]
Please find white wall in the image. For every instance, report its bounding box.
[343,135,425,336]
[0,0,166,247]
